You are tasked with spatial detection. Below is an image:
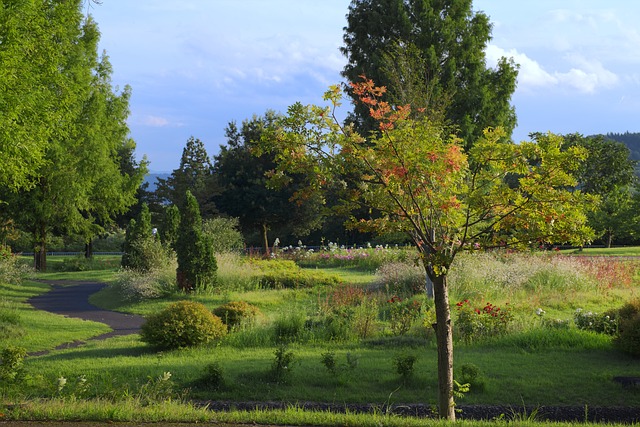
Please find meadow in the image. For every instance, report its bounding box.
[1,247,639,426]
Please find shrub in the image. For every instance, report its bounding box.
[140,301,227,349]
[615,298,640,356]
[0,248,32,285]
[198,362,226,390]
[216,252,262,291]
[393,353,417,382]
[386,296,423,336]
[459,363,486,392]
[114,256,177,301]
[213,301,261,331]
[455,299,513,342]
[0,298,22,339]
[0,346,27,382]
[254,259,342,289]
[202,217,244,253]
[573,308,617,335]
[270,345,295,383]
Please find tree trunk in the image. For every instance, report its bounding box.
[33,224,47,272]
[432,273,455,420]
[85,239,93,259]
[607,229,613,249]
[262,223,270,257]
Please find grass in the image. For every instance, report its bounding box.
[561,246,640,256]
[2,251,640,425]
[0,281,111,352]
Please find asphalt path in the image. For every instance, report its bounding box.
[27,281,144,353]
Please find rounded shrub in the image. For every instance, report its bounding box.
[615,298,640,357]
[213,301,261,331]
[140,301,227,349]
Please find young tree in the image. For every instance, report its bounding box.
[175,191,217,292]
[341,0,518,149]
[259,80,594,420]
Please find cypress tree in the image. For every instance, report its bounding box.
[175,191,217,292]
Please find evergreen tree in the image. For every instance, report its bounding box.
[158,204,180,248]
[155,136,216,216]
[341,0,518,149]
[175,191,217,292]
[121,203,153,270]
[214,113,323,253]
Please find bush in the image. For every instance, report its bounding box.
[254,260,342,289]
[202,217,244,253]
[0,248,32,285]
[140,301,227,349]
[455,299,513,342]
[393,353,417,382]
[615,298,640,356]
[0,346,27,382]
[213,301,261,331]
[573,308,617,335]
[459,363,486,392]
[114,256,177,301]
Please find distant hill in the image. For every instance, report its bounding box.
[143,172,170,192]
[604,132,640,162]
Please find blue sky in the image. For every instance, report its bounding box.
[89,1,640,172]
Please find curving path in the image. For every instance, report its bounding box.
[28,281,145,354]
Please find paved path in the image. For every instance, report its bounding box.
[27,281,145,354]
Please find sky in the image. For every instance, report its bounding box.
[89,1,640,172]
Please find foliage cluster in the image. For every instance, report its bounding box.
[454,299,513,342]
[573,308,617,335]
[212,301,262,331]
[615,298,640,356]
[140,301,227,349]
[0,345,27,382]
[253,259,342,289]
[114,256,178,301]
[0,251,32,285]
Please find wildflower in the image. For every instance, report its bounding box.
[57,376,67,392]
[536,308,545,316]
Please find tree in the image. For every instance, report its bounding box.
[0,0,78,191]
[559,134,638,247]
[158,204,180,248]
[175,191,217,292]
[341,0,518,149]
[213,113,323,254]
[1,9,144,270]
[121,204,153,271]
[260,80,593,420]
[155,136,216,216]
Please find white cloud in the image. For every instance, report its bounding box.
[142,115,170,127]
[487,45,619,94]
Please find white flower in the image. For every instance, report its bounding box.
[535,308,545,316]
